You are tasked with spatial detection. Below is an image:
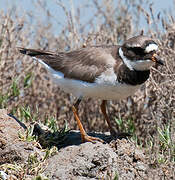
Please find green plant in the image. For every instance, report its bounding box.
[18,125,36,142]
[24,72,33,88]
[45,116,59,133]
[10,78,20,97]
[115,116,136,135]
[0,91,8,108]
[158,125,175,162]
[113,172,119,180]
[18,106,39,122]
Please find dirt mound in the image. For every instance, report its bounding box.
[0,109,174,179]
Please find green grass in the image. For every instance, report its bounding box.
[19,106,39,123]
[0,38,2,48]
[18,125,36,142]
[115,116,136,135]
[23,72,33,88]
[115,116,175,165]
[11,79,20,97]
[0,92,8,108]
[0,78,20,108]
[143,124,175,166]
[158,125,175,162]
[44,116,60,133]
[14,104,70,149]
[0,73,34,109]
[33,174,49,180]
[113,172,119,180]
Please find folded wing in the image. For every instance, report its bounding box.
[18,46,119,83]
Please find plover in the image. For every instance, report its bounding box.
[18,35,164,143]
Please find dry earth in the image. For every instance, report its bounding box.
[0,109,174,180]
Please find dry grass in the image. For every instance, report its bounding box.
[0,0,174,169]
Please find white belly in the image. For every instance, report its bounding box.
[38,59,141,100]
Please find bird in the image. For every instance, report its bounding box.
[18,35,164,143]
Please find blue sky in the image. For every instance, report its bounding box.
[0,0,174,35]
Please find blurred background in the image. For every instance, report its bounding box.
[0,0,174,163]
[0,0,174,35]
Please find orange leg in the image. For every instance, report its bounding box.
[72,99,104,143]
[100,100,116,136]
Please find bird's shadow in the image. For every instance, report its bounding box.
[32,123,115,149]
[32,123,130,149]
[60,131,113,147]
[9,113,129,150]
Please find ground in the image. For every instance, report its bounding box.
[0,109,174,180]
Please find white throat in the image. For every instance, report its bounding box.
[119,47,154,71]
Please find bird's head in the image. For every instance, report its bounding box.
[119,35,164,71]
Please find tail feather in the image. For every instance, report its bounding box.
[18,47,62,71]
[18,47,53,57]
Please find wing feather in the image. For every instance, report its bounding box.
[18,46,119,83]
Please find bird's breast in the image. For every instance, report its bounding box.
[82,82,141,100]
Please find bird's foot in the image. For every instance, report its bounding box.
[81,134,104,144]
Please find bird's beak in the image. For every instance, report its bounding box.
[151,53,164,65]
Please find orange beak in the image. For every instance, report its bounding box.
[151,53,164,65]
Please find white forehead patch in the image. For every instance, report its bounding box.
[145,43,158,53]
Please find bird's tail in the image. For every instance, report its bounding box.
[17,47,61,71]
[18,47,53,57]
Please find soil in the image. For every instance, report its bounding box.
[0,109,174,180]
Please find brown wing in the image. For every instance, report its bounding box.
[18,46,120,83]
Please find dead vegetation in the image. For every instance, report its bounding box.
[0,0,175,178]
